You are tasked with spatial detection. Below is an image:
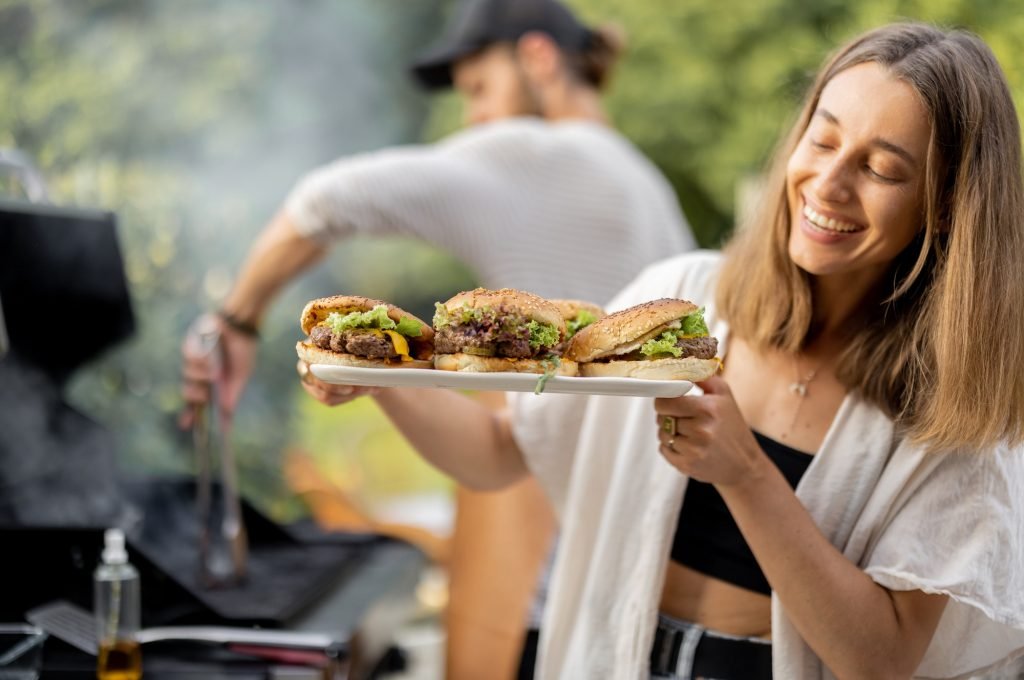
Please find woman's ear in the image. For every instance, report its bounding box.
[515,31,562,85]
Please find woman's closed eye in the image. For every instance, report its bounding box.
[865,165,900,183]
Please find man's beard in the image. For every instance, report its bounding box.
[512,61,545,117]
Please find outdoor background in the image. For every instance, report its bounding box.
[2,0,1022,526]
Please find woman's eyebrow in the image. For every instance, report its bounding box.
[814,108,919,167]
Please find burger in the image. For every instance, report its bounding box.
[432,288,578,375]
[550,299,606,339]
[295,295,434,369]
[565,298,720,380]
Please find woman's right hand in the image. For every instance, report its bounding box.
[296,360,380,406]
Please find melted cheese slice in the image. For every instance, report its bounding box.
[383,330,413,361]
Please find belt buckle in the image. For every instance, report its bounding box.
[652,622,685,676]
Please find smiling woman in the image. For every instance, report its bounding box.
[718,24,1024,452]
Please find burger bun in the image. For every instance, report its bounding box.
[578,356,720,381]
[434,352,578,376]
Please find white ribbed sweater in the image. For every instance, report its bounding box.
[284,117,695,302]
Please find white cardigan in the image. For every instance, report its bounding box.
[508,251,1024,679]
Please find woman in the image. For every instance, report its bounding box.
[301,23,1024,679]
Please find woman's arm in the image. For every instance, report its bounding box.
[300,377,530,490]
[655,376,947,680]
[719,459,947,680]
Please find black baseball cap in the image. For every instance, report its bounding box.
[410,0,593,90]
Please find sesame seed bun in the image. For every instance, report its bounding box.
[549,299,606,324]
[301,295,432,338]
[566,298,699,363]
[442,288,565,335]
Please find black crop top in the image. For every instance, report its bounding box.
[670,431,813,595]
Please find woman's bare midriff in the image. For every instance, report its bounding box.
[659,560,772,639]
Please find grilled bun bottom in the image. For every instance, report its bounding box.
[578,356,720,381]
[296,341,433,370]
[434,352,578,376]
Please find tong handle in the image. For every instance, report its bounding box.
[186,314,248,585]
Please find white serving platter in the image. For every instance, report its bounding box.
[308,365,693,398]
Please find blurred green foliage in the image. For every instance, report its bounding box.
[3,0,1022,518]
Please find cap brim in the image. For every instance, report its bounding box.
[409,40,484,90]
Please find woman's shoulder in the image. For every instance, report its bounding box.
[635,250,723,295]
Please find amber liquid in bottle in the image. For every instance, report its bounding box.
[97,639,142,680]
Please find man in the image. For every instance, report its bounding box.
[182,0,696,677]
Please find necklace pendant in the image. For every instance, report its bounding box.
[789,382,807,397]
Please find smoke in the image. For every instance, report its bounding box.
[3,0,454,507]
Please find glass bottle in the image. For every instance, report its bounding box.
[94,528,142,680]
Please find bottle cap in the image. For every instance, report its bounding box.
[102,528,128,565]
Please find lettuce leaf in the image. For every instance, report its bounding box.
[565,309,597,338]
[534,356,561,395]
[526,320,560,349]
[433,303,494,328]
[394,316,423,337]
[432,302,450,328]
[639,308,709,358]
[640,331,685,358]
[680,308,709,337]
[326,305,421,336]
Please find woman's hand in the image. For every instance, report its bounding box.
[296,360,380,406]
[654,375,767,488]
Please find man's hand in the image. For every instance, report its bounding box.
[179,315,260,429]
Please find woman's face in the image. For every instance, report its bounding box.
[786,62,931,287]
[453,44,540,126]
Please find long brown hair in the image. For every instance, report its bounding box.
[717,23,1024,451]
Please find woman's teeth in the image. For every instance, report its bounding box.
[803,204,862,233]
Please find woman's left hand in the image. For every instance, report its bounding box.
[654,375,767,488]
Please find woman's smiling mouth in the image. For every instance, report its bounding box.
[802,202,865,234]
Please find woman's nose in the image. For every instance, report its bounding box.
[812,157,853,204]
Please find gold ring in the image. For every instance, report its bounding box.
[661,415,676,435]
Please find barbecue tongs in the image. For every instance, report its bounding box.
[187,314,249,587]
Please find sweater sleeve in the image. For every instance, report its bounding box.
[282,125,528,255]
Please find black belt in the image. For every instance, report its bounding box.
[650,621,772,679]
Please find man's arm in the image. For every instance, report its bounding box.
[181,212,327,422]
[220,210,327,328]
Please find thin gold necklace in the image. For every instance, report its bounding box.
[788,362,819,397]
[784,355,823,439]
